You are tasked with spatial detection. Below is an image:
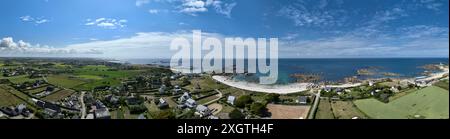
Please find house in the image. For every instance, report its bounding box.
[0,107,19,117]
[105,95,119,104]
[158,98,169,109]
[94,108,111,119]
[126,97,142,105]
[368,81,374,86]
[185,98,197,108]
[227,96,236,105]
[36,101,61,113]
[178,92,191,103]
[137,114,146,119]
[390,86,400,93]
[195,105,211,117]
[86,113,95,119]
[298,96,308,105]
[323,87,332,92]
[95,100,107,109]
[44,108,58,117]
[159,85,167,94]
[173,85,183,95]
[45,86,55,93]
[207,115,219,119]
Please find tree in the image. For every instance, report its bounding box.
[264,93,280,103]
[229,109,245,119]
[161,77,171,87]
[235,95,253,108]
[250,102,266,117]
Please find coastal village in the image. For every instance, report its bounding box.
[0,58,448,119]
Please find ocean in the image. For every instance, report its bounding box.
[121,58,449,84]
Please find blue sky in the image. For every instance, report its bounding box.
[0,0,448,58]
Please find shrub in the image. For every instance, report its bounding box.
[235,95,253,108]
[229,109,245,119]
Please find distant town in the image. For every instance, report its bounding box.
[0,57,448,119]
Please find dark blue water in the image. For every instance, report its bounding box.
[123,58,449,84]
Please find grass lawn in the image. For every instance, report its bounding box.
[434,79,449,90]
[0,86,25,107]
[72,69,142,90]
[47,75,86,89]
[331,101,368,119]
[197,94,221,105]
[354,86,449,119]
[116,107,125,119]
[315,98,335,119]
[42,89,75,102]
[0,85,37,112]
[220,87,247,97]
[389,88,418,101]
[162,97,177,107]
[1,75,39,84]
[184,76,227,93]
[76,75,104,80]
[25,86,49,94]
[0,85,31,102]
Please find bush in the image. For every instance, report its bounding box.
[229,109,245,119]
[264,93,280,103]
[250,102,266,116]
[235,95,253,108]
[128,104,147,114]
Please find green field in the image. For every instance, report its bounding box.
[0,87,24,107]
[73,68,142,90]
[315,98,335,119]
[184,77,227,93]
[26,86,49,94]
[47,75,86,89]
[42,89,75,102]
[197,94,221,105]
[331,101,367,119]
[354,86,449,119]
[76,75,104,80]
[1,75,39,84]
[434,80,449,90]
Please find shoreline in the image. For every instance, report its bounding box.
[212,76,313,94]
[212,64,449,94]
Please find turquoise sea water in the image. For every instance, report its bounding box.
[123,58,449,84]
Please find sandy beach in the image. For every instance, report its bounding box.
[324,83,363,88]
[423,65,449,81]
[212,76,312,94]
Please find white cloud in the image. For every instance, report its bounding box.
[65,31,227,58]
[136,0,150,7]
[148,9,159,14]
[0,37,101,57]
[278,3,346,27]
[144,0,236,17]
[419,0,445,11]
[85,18,127,29]
[20,15,50,25]
[179,0,237,17]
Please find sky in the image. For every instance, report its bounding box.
[0,0,448,59]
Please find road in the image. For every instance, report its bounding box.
[80,91,86,119]
[307,89,321,119]
[203,89,223,106]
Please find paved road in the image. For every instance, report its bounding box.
[80,91,86,119]
[307,89,321,119]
